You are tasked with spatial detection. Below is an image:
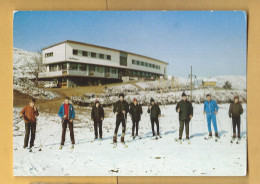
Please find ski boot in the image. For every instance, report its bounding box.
[215,132,219,142]
[113,136,117,143]
[121,136,125,143]
[215,132,219,138]
[59,145,63,150]
[71,144,74,149]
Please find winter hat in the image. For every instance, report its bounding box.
[182,92,187,97]
[150,98,155,102]
[234,96,239,100]
[95,100,100,104]
[119,93,125,98]
[206,94,211,97]
[133,98,138,102]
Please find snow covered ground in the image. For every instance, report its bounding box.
[13,103,247,176]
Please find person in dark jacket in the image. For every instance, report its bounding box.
[91,100,104,140]
[147,98,161,136]
[113,93,129,143]
[176,92,193,140]
[229,96,243,139]
[129,98,143,138]
[20,98,39,149]
[58,96,76,149]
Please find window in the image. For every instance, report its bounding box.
[152,64,155,68]
[69,63,78,70]
[58,63,67,71]
[132,60,136,64]
[73,49,78,55]
[89,65,95,72]
[99,54,104,59]
[49,64,57,72]
[45,52,53,58]
[145,62,148,67]
[141,62,144,66]
[97,66,104,73]
[137,61,140,65]
[91,52,96,58]
[120,56,127,66]
[82,51,88,57]
[79,64,86,71]
[111,68,117,74]
[107,55,111,60]
[158,66,160,70]
[149,63,151,67]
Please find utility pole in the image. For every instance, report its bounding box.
[190,66,193,102]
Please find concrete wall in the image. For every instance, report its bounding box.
[42,43,66,64]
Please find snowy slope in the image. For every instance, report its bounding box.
[13,104,247,176]
[13,48,58,99]
[13,48,40,79]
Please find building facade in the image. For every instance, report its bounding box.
[40,40,168,87]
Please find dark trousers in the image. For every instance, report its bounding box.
[179,119,190,138]
[132,120,139,136]
[61,119,75,145]
[114,116,126,137]
[94,120,103,138]
[151,117,159,135]
[24,122,36,148]
[232,116,241,137]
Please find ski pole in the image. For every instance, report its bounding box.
[230,117,233,138]
[216,115,223,132]
[203,114,207,134]
[240,118,243,133]
[190,119,193,138]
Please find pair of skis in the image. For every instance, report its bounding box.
[174,138,191,144]
[112,141,128,148]
[204,136,220,142]
[59,145,74,150]
[150,135,162,140]
[230,137,241,144]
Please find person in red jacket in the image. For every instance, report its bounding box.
[20,98,39,149]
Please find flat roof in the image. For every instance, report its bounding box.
[42,40,169,65]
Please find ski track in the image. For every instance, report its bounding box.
[13,104,247,176]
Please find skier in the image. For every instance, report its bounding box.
[229,96,243,141]
[129,98,143,138]
[91,100,104,140]
[113,93,129,143]
[203,94,219,139]
[147,98,161,137]
[58,97,76,149]
[176,92,193,141]
[19,99,39,150]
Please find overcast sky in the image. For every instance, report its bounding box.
[13,11,247,77]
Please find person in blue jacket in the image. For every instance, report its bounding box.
[58,96,76,149]
[203,94,219,138]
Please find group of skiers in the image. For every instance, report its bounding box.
[19,92,244,150]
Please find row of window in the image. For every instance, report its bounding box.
[132,60,160,70]
[45,52,53,58]
[48,63,117,74]
[130,70,160,78]
[73,49,111,60]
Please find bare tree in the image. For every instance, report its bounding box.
[26,51,45,87]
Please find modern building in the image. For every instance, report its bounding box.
[202,78,217,87]
[39,40,168,88]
